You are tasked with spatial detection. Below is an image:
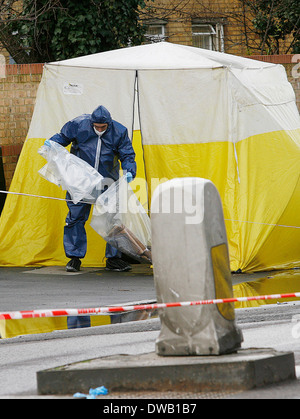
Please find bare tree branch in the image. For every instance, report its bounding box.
[0,0,66,63]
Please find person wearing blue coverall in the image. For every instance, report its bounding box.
[45,105,137,272]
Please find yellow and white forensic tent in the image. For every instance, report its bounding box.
[0,42,299,272]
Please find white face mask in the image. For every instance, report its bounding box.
[94,127,106,137]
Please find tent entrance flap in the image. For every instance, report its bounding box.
[233,143,241,184]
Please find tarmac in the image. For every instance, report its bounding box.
[1,264,300,399]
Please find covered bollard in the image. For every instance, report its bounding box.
[0,146,6,216]
[151,178,243,356]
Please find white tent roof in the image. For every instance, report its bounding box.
[49,42,275,70]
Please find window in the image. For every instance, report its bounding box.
[144,21,167,43]
[192,23,225,52]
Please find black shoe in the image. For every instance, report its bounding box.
[66,257,81,272]
[106,257,132,272]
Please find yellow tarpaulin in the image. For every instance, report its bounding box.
[0,315,111,339]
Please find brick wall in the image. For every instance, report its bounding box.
[144,0,247,53]
[0,63,43,187]
[143,0,295,56]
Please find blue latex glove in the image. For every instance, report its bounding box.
[89,386,108,396]
[125,172,133,183]
[44,139,51,147]
[73,386,108,399]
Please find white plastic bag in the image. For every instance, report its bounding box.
[91,176,152,263]
[38,141,104,204]
[38,142,152,262]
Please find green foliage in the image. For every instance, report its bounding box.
[246,0,300,54]
[10,0,148,62]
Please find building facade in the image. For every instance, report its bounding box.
[141,0,294,56]
[0,0,296,63]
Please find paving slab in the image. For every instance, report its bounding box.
[37,348,296,395]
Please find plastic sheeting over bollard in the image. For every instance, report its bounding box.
[151,178,243,356]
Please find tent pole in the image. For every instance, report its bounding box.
[0,146,6,216]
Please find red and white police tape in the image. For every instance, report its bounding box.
[1,292,300,320]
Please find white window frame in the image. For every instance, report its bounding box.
[192,23,225,52]
[144,23,167,43]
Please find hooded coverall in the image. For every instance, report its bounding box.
[49,105,137,260]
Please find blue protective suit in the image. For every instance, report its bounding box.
[49,106,137,260]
